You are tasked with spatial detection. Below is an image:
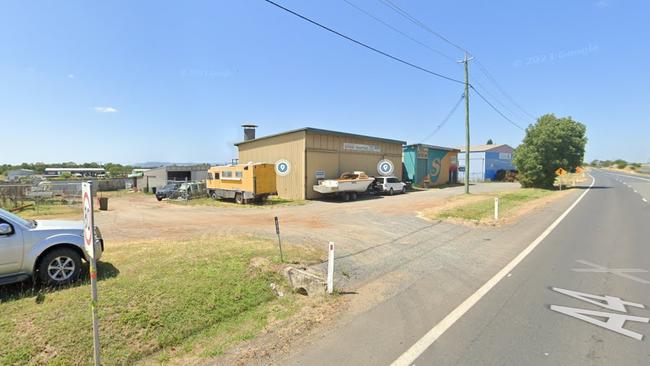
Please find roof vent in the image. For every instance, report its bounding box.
[242,124,258,141]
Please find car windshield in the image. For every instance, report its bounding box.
[0,208,36,228]
[163,184,177,190]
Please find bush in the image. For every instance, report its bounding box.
[495,169,506,181]
[504,170,518,182]
[513,114,587,189]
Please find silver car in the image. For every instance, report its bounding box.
[0,208,104,286]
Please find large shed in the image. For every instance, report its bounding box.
[137,165,209,192]
[235,127,406,200]
[457,144,515,182]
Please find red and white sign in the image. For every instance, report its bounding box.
[82,182,95,259]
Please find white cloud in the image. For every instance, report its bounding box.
[94,106,118,113]
[67,74,75,79]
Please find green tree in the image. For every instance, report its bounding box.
[513,114,587,188]
[486,138,494,145]
[613,159,627,169]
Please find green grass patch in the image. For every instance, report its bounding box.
[436,188,555,222]
[169,195,307,209]
[0,235,322,365]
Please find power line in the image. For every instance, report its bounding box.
[470,77,529,123]
[377,0,535,123]
[475,60,536,120]
[419,91,465,143]
[341,0,457,63]
[262,0,464,85]
[378,0,470,54]
[470,85,526,131]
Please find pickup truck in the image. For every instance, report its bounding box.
[0,208,104,286]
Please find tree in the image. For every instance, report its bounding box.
[613,159,627,169]
[513,114,587,188]
[486,139,494,145]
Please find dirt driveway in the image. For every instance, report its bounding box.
[94,183,519,288]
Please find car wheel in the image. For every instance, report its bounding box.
[235,193,244,204]
[389,188,394,196]
[401,186,407,194]
[38,248,82,286]
[156,196,163,201]
[211,191,219,200]
[341,192,350,202]
[350,192,358,201]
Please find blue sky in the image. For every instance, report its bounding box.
[1,0,648,165]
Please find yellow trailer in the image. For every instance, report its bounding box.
[206,163,277,204]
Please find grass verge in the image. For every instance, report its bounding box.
[433,188,556,222]
[0,235,322,365]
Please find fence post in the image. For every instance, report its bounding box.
[494,197,499,220]
[327,242,335,294]
[274,216,284,263]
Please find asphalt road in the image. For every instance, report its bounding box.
[408,169,650,365]
[283,170,650,365]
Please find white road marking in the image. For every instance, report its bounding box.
[551,287,645,311]
[643,198,648,203]
[603,171,650,182]
[573,260,650,284]
[390,175,596,366]
[550,305,649,340]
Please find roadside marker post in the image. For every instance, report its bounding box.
[82,181,101,366]
[494,197,499,220]
[327,242,335,294]
[274,216,284,263]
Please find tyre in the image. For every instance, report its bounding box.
[401,186,407,194]
[235,193,244,204]
[389,188,394,196]
[156,196,163,201]
[38,248,82,286]
[350,192,358,201]
[211,191,219,200]
[341,192,350,202]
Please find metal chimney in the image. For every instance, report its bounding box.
[242,124,258,141]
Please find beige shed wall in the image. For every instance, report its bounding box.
[237,131,306,200]
[304,132,403,199]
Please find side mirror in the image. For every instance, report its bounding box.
[0,223,13,235]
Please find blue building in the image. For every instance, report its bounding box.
[457,144,515,182]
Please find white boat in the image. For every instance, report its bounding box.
[313,171,375,194]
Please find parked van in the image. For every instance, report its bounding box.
[206,163,276,204]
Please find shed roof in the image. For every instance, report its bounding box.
[235,127,406,146]
[404,143,460,152]
[458,144,513,152]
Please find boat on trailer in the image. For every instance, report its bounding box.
[313,171,375,200]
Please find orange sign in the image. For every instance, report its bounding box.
[555,168,567,176]
[576,167,584,173]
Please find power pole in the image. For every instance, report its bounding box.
[459,53,474,194]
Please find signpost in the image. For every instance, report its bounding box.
[555,168,567,190]
[82,182,101,366]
